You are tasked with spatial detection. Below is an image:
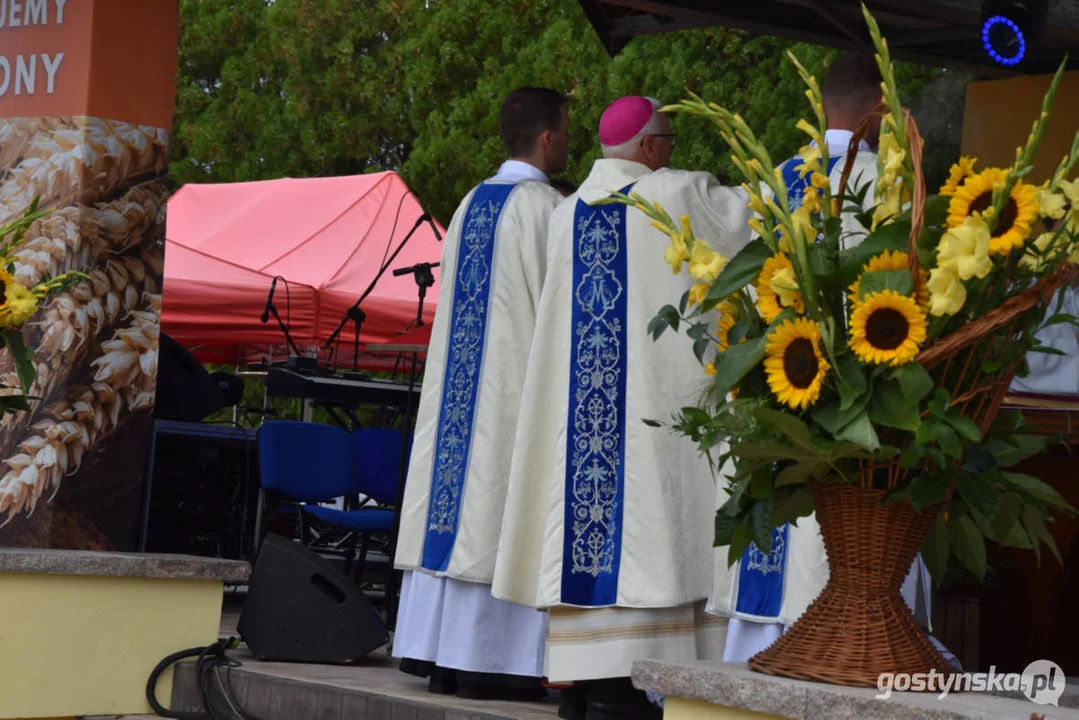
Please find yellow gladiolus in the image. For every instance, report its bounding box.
[769,266,801,309]
[688,282,710,307]
[810,172,830,190]
[802,185,823,215]
[927,266,967,317]
[689,238,727,282]
[936,216,993,281]
[794,144,823,179]
[664,232,690,274]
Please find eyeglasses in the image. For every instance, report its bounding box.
[642,133,677,147]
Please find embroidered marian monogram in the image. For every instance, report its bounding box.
[421,182,515,572]
[746,528,785,576]
[561,187,632,606]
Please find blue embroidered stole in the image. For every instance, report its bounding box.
[420,182,517,572]
[734,154,839,620]
[560,184,634,606]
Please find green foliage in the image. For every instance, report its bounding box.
[170,0,949,225]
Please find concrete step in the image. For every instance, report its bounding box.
[170,650,559,720]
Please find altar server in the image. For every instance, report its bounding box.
[491,96,753,717]
[392,87,569,700]
[709,53,935,664]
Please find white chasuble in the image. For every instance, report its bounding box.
[394,173,562,582]
[492,158,753,618]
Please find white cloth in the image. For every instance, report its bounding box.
[1010,286,1079,396]
[392,571,546,676]
[544,601,728,682]
[492,158,753,617]
[392,161,558,677]
[395,165,562,581]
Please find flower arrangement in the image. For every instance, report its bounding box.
[0,200,87,414]
[615,5,1078,588]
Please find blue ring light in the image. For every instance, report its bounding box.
[982,14,1026,66]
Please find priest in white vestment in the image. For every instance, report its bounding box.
[707,53,941,666]
[491,96,753,718]
[392,87,570,700]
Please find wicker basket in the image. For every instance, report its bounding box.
[748,482,951,686]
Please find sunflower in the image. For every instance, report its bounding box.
[716,300,740,352]
[940,156,977,196]
[764,318,829,410]
[947,167,1039,255]
[756,253,804,323]
[847,250,930,311]
[849,290,927,366]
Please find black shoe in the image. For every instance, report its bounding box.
[584,678,661,720]
[455,680,548,701]
[558,686,588,720]
[398,658,434,679]
[428,666,458,695]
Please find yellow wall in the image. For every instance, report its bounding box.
[663,697,788,720]
[962,70,1079,184]
[0,574,223,719]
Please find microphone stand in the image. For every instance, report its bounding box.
[385,261,437,629]
[268,303,303,358]
[324,212,434,370]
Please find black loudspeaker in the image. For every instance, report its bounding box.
[238,534,389,663]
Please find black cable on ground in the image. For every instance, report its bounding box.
[147,638,262,720]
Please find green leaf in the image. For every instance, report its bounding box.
[928,388,950,418]
[945,410,982,443]
[900,442,924,469]
[915,416,941,445]
[910,473,951,509]
[1002,472,1076,512]
[922,512,950,582]
[834,410,881,451]
[1028,346,1067,356]
[857,269,915,300]
[834,354,868,411]
[922,194,952,227]
[2,329,35,394]
[751,498,775,555]
[679,289,690,316]
[813,395,870,435]
[1022,506,1062,564]
[750,464,773,499]
[936,423,963,458]
[772,486,814,526]
[681,407,711,426]
[754,407,812,446]
[726,521,754,567]
[891,362,934,405]
[648,305,680,341]
[991,493,1023,544]
[999,519,1033,549]
[775,460,829,487]
[642,418,663,428]
[715,510,738,547]
[951,513,987,581]
[712,335,767,398]
[985,434,1047,468]
[0,394,31,413]
[705,238,772,305]
[869,379,922,431]
[956,471,1000,521]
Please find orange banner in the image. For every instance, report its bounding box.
[0,0,179,129]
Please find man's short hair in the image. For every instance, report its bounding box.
[499,87,568,157]
[550,178,577,196]
[822,53,882,111]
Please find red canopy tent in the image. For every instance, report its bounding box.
[161,172,445,370]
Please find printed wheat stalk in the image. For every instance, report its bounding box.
[0,257,161,455]
[0,117,69,170]
[0,293,160,521]
[10,178,167,288]
[0,117,170,227]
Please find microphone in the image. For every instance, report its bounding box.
[393,262,440,277]
[260,276,278,323]
[413,193,443,242]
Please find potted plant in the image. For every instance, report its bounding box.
[610,5,1078,687]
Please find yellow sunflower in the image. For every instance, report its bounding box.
[940,156,977,196]
[716,300,740,352]
[947,167,1039,255]
[849,290,927,366]
[756,253,804,323]
[847,249,930,311]
[764,317,830,410]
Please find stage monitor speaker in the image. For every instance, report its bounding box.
[238,534,389,663]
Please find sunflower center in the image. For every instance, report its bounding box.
[866,308,910,350]
[969,192,1018,238]
[783,338,819,389]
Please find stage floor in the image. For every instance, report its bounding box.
[167,591,562,720]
